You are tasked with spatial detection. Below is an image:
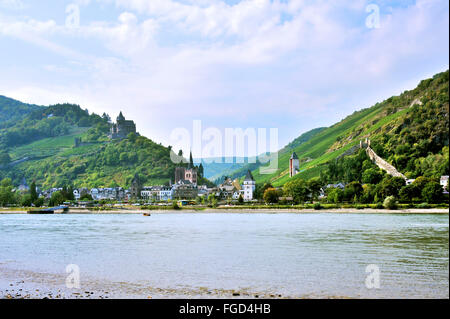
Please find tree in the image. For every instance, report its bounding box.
[379,176,406,198]
[21,194,33,207]
[307,178,322,200]
[412,176,433,194]
[238,194,244,204]
[127,132,137,142]
[80,193,93,201]
[34,197,44,207]
[422,182,443,203]
[255,183,273,200]
[344,181,363,201]
[362,168,383,184]
[327,187,343,203]
[102,112,111,123]
[0,152,11,165]
[283,179,309,204]
[398,184,418,202]
[49,191,65,206]
[0,178,16,207]
[30,181,38,202]
[360,184,377,203]
[263,188,279,204]
[198,163,204,178]
[383,196,397,210]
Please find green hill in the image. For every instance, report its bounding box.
[225,127,326,183]
[0,95,44,129]
[0,99,180,189]
[231,70,449,187]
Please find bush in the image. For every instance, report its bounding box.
[21,194,33,207]
[422,182,443,203]
[263,188,279,204]
[313,203,322,210]
[417,202,430,209]
[34,197,44,207]
[383,196,398,210]
[171,201,180,210]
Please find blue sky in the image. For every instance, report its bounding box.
[0,0,448,157]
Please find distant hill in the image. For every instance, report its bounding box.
[228,70,449,186]
[0,95,44,129]
[194,157,249,181]
[223,127,326,182]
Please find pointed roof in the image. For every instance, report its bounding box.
[290,152,299,160]
[117,111,125,121]
[244,169,255,182]
[188,150,194,169]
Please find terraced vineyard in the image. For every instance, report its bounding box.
[9,127,90,160]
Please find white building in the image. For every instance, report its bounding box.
[141,186,173,201]
[243,170,256,201]
[440,176,449,191]
[159,186,173,201]
[141,186,160,201]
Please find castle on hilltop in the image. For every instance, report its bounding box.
[109,112,137,140]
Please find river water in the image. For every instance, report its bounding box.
[0,212,448,298]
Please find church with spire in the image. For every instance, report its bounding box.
[174,151,198,185]
[109,111,137,140]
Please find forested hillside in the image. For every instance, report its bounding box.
[0,98,182,189]
[0,95,44,129]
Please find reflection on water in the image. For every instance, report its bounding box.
[0,213,448,298]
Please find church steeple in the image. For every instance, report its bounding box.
[188,150,194,169]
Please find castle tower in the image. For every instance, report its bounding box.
[117,111,125,122]
[243,170,255,201]
[130,174,142,199]
[109,112,137,140]
[289,152,299,177]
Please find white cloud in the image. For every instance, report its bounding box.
[0,0,25,10]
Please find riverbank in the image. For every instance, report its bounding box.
[0,207,448,214]
[0,265,286,299]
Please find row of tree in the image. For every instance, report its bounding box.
[260,174,446,205]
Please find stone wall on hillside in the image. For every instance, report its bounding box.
[366,147,407,180]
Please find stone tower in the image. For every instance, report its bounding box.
[129,174,142,199]
[289,152,299,177]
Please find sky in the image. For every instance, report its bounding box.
[0,0,448,158]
